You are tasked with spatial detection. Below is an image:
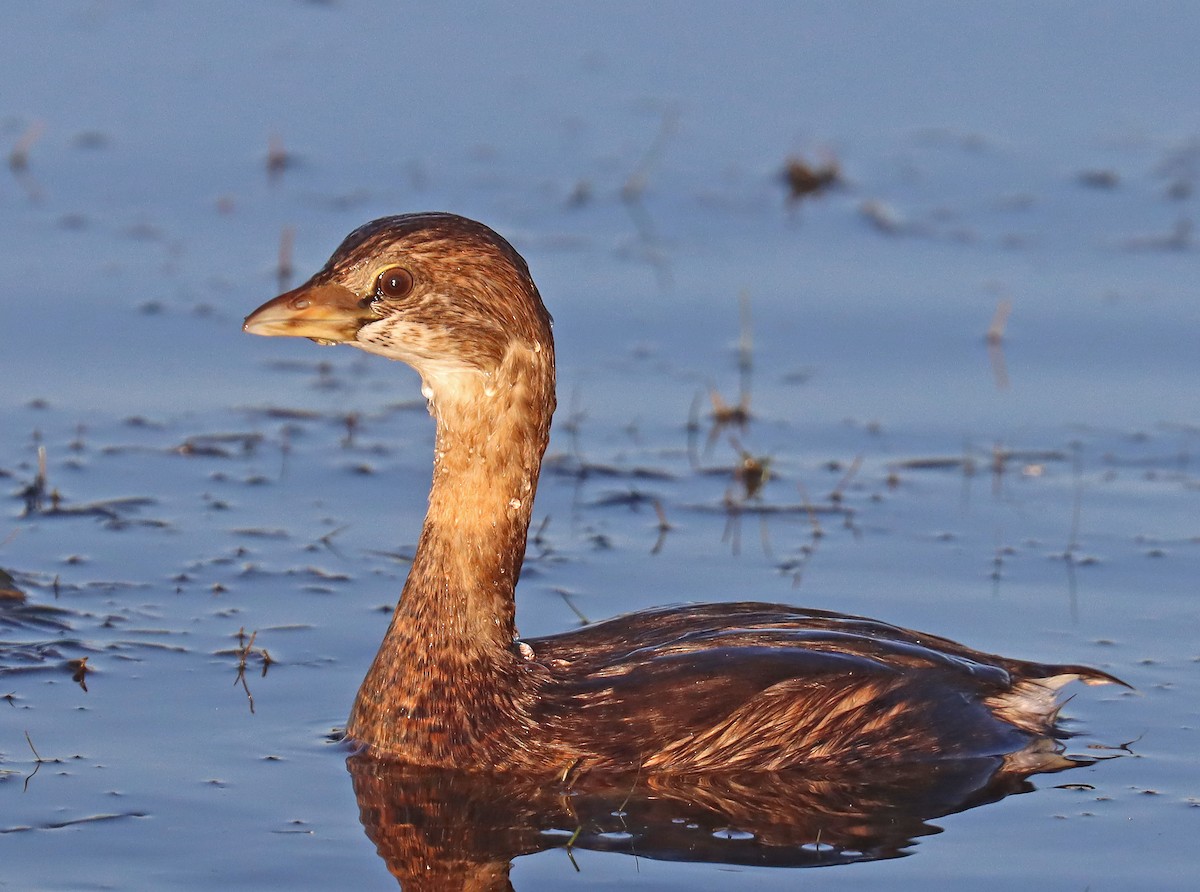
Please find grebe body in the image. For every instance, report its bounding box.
[244,213,1121,772]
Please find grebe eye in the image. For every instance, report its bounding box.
[376,267,414,299]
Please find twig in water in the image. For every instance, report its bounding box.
[341,412,359,448]
[796,481,825,540]
[19,446,49,515]
[986,298,1012,345]
[722,442,774,558]
[617,764,642,815]
[736,290,754,408]
[9,121,45,172]
[234,629,259,713]
[650,500,672,555]
[279,423,292,480]
[8,121,45,200]
[23,730,61,792]
[828,455,862,505]
[991,442,1007,497]
[277,225,295,291]
[704,388,751,454]
[564,825,583,872]
[620,109,677,289]
[735,450,770,501]
[781,154,841,207]
[317,525,349,559]
[266,133,291,180]
[711,292,758,450]
[532,513,552,549]
[68,657,90,692]
[530,514,557,564]
[1064,443,1086,621]
[986,298,1012,390]
[784,480,830,588]
[555,588,591,626]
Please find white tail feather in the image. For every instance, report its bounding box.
[985,673,1082,733]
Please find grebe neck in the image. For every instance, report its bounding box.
[347,340,555,755]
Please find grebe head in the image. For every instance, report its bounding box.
[244,212,554,405]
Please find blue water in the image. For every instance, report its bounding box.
[2,2,1198,889]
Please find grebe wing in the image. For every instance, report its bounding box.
[529,602,1008,682]
[523,602,1117,770]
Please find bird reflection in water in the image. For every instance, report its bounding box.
[348,741,1096,890]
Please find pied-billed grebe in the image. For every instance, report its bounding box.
[244,213,1122,773]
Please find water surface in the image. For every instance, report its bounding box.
[2,3,1197,890]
